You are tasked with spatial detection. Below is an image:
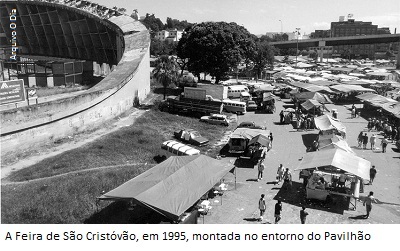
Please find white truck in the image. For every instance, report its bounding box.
[183,87,207,100]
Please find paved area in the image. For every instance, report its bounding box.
[201,98,400,224]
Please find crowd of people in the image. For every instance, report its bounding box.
[254,101,390,223]
[31,0,124,19]
[256,162,306,223]
[279,108,317,131]
[357,117,399,152]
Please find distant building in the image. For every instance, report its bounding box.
[154,29,183,43]
[310,30,331,39]
[329,18,398,59]
[309,18,398,59]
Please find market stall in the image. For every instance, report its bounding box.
[317,134,355,154]
[301,99,327,115]
[295,148,371,209]
[314,114,346,138]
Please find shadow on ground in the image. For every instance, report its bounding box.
[348,215,368,220]
[153,87,182,97]
[301,133,319,149]
[84,201,174,224]
[273,181,350,215]
[243,217,260,222]
[234,158,256,168]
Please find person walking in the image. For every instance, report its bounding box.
[370,134,377,150]
[391,127,397,143]
[257,160,265,181]
[274,200,282,224]
[300,206,309,224]
[283,168,292,190]
[363,191,377,219]
[367,119,373,131]
[381,137,389,153]
[276,164,284,185]
[362,133,368,149]
[369,165,377,185]
[269,132,273,146]
[357,131,363,148]
[279,110,284,124]
[258,194,266,221]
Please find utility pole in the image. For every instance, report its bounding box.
[295,28,300,66]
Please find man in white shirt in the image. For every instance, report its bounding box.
[363,191,377,219]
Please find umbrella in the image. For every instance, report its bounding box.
[285,108,295,112]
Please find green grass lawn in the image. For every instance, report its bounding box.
[1,164,151,224]
[1,108,235,223]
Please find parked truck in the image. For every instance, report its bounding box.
[184,87,207,100]
[197,83,228,100]
[159,95,223,117]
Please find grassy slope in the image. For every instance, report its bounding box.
[1,165,149,224]
[2,109,234,223]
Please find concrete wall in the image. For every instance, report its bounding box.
[0,15,150,158]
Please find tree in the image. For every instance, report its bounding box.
[141,13,164,33]
[150,38,177,56]
[165,17,192,30]
[177,22,255,84]
[250,39,276,80]
[152,55,179,99]
[117,8,126,14]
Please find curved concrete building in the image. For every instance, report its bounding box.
[0,0,150,157]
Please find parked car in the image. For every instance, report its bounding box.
[200,114,229,126]
[237,121,266,130]
[246,100,258,111]
[173,129,209,146]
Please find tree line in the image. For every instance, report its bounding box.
[145,15,302,95]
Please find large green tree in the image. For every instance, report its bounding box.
[250,39,276,80]
[152,55,179,99]
[165,17,192,30]
[150,38,177,56]
[177,22,255,84]
[141,14,164,33]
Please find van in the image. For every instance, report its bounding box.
[160,140,200,158]
[227,85,250,98]
[222,99,246,115]
[240,91,252,102]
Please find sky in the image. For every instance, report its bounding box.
[93,0,400,35]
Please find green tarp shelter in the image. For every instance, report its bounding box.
[98,155,234,221]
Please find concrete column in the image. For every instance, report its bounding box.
[318,48,324,62]
[318,40,326,63]
[101,63,110,77]
[93,62,101,76]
